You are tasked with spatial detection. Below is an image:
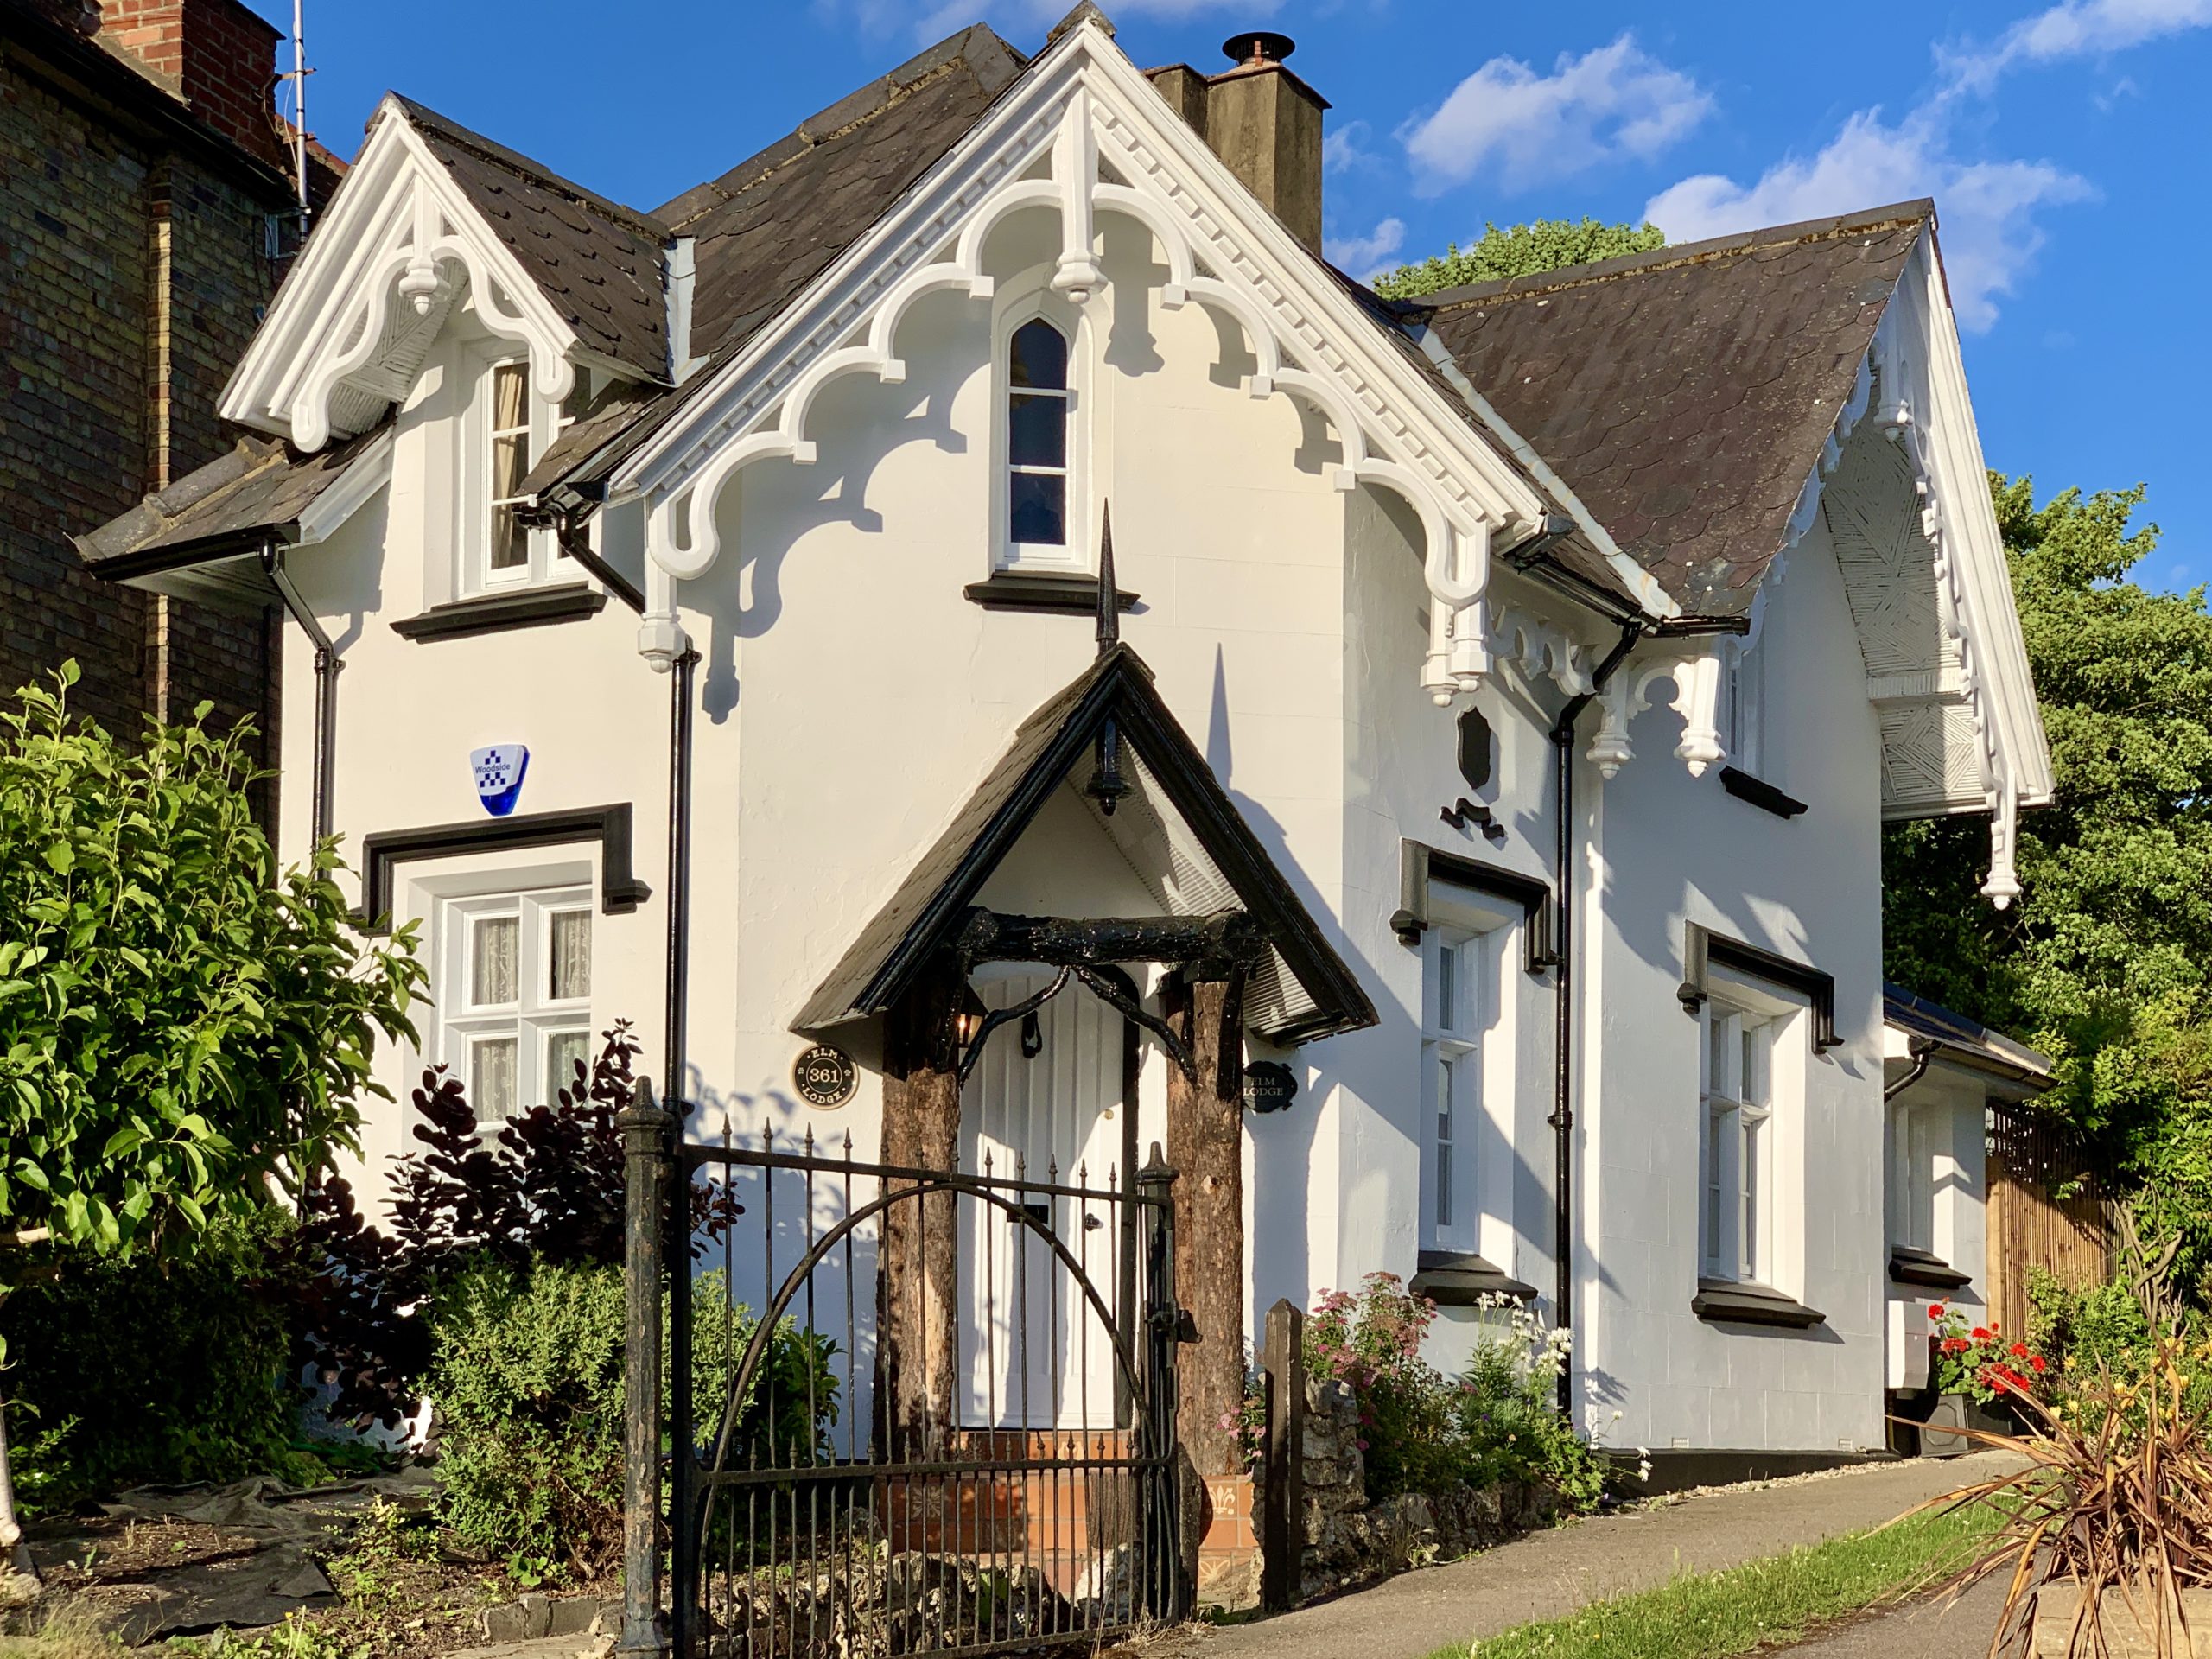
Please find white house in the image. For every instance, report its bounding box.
[79,7,2051,1481]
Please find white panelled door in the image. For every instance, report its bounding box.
[959,967,1127,1430]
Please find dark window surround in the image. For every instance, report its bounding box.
[354,804,651,934]
[390,582,608,641]
[1390,840,1554,975]
[1889,1247,1973,1291]
[1677,921,1842,1050]
[1719,765,1808,820]
[1410,1249,1537,1306]
[1691,1277,1827,1329]
[963,569,1141,615]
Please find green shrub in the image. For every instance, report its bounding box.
[1452,1297,1611,1511]
[427,1258,836,1577]
[2,1211,322,1510]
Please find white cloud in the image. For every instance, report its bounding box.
[1322,216,1405,278]
[1643,106,2092,331]
[1942,0,2212,92]
[1323,121,1378,175]
[1398,35,1713,197]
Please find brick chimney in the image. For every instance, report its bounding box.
[98,0,286,170]
[1148,31,1328,255]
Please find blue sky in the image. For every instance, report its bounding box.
[259,0,2212,587]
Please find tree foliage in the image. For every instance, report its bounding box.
[1370,218,1667,300]
[1883,476,2212,1279]
[0,664,423,1268]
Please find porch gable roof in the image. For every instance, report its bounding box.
[794,643,1376,1046]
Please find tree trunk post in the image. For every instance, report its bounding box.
[617,1077,673,1657]
[1166,971,1247,1484]
[1259,1297,1305,1613]
[880,958,963,1459]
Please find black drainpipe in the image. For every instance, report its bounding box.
[260,537,337,848]
[1548,620,1643,1415]
[663,645,700,1113]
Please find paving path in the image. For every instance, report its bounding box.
[1171,1451,2018,1659]
[1775,1572,2010,1657]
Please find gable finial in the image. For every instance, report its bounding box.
[1096,502,1119,657]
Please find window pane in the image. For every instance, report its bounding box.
[1704,1105,1726,1265]
[491,361,528,431]
[1742,1116,1762,1277]
[470,915,518,1007]
[471,1036,518,1121]
[1008,392,1067,467]
[488,502,527,571]
[1435,1140,1452,1230]
[1707,1014,1728,1099]
[1436,944,1458,1033]
[1009,471,1066,545]
[1009,319,1067,390]
[548,909,591,1001]
[546,1029,589,1100]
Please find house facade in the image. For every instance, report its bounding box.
[80,10,2051,1473]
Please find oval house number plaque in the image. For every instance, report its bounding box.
[792,1044,857,1109]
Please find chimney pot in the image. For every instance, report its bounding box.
[1221,30,1296,68]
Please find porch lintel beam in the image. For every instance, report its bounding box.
[954,906,1265,975]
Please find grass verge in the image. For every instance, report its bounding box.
[1431,1497,1999,1659]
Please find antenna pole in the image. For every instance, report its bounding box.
[289,0,309,222]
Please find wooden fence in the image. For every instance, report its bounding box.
[1986,1101,2113,1338]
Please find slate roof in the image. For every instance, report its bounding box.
[74,429,385,575]
[1885,982,2052,1084]
[1406,203,1933,620]
[395,97,672,383]
[796,642,1377,1045]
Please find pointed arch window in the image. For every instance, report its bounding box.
[1007,317,1071,556]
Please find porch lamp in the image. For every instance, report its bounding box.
[955,982,988,1047]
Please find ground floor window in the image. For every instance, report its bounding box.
[1700,997,1777,1282]
[1421,924,1490,1255]
[436,884,593,1120]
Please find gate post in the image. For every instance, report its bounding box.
[618,1077,673,1658]
[1259,1298,1305,1614]
[1135,1145,1192,1622]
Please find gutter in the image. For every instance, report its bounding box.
[259,538,338,849]
[662,645,700,1111]
[517,493,645,613]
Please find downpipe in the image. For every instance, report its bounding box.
[261,538,336,849]
[1548,621,1643,1417]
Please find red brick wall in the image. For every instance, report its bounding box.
[0,29,280,796]
[99,0,285,170]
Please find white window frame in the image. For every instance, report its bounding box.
[1891,1096,1948,1258]
[1421,926,1484,1255]
[435,883,594,1123]
[989,276,1091,576]
[1721,636,1764,775]
[459,351,589,598]
[1700,994,1779,1283]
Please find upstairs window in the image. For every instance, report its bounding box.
[467,358,589,596]
[1007,318,1071,556]
[1721,639,1764,774]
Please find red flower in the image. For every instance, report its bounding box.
[1928,1304,1947,1321]
[1942,1338,1970,1354]
[2031,1356,2048,1373]
[1972,1327,1992,1342]
[2010,1342,2029,1359]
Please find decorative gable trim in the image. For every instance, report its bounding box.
[219,99,581,450]
[610,14,1552,703]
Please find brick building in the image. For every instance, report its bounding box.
[1,0,334,772]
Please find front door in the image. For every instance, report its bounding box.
[959,966,1130,1430]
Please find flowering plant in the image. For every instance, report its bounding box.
[1927,1300,2049,1406]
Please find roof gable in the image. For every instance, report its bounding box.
[219,97,644,448]
[798,643,1376,1046]
[1412,204,1931,620]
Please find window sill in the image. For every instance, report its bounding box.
[1410,1249,1537,1306]
[391,583,607,642]
[1888,1248,1973,1291]
[963,569,1141,615]
[1719,766,1808,819]
[1692,1277,1827,1329]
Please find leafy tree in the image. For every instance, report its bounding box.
[1883,477,2212,1287]
[0,664,423,1591]
[1371,218,1667,299]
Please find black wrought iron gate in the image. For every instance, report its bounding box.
[625,1088,1186,1657]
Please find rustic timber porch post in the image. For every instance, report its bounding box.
[879,956,963,1457]
[1165,968,1248,1481]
